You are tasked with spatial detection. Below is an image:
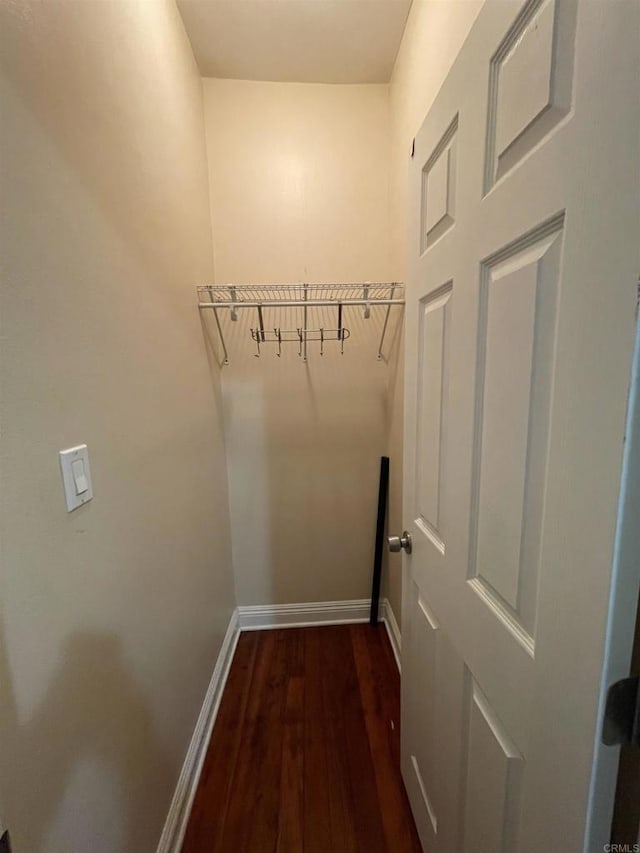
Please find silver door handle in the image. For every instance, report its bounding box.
[388,531,412,554]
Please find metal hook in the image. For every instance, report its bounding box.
[276,327,281,357]
[320,327,324,356]
[250,329,261,358]
[297,328,303,358]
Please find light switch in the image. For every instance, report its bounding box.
[71,459,88,495]
[59,445,93,512]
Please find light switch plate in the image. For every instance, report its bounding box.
[59,445,93,512]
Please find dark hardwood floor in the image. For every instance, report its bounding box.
[181,624,422,853]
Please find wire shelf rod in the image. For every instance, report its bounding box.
[199,282,401,290]
[197,282,404,303]
[198,298,404,309]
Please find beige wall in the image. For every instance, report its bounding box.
[383,0,485,625]
[203,79,399,605]
[203,3,485,614]
[0,2,235,851]
[204,79,391,284]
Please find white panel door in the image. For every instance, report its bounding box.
[401,1,640,851]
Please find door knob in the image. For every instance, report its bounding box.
[388,531,412,554]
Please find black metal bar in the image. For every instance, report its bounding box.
[257,304,265,341]
[370,456,390,625]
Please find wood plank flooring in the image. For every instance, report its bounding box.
[181,624,421,853]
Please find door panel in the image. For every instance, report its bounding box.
[472,221,562,643]
[407,590,439,843]
[415,284,451,547]
[404,582,467,853]
[485,0,577,191]
[421,118,457,251]
[462,680,523,853]
[401,1,640,851]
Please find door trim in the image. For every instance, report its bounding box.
[588,311,640,846]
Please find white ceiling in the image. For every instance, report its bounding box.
[177,0,413,84]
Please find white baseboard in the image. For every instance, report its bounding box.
[238,598,373,630]
[380,598,402,673]
[158,596,401,851]
[156,608,240,853]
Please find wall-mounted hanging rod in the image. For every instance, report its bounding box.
[199,297,403,309]
[197,283,404,365]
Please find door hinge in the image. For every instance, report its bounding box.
[602,675,640,746]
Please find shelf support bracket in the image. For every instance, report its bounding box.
[377,284,396,361]
[257,304,265,342]
[303,284,308,362]
[207,289,229,366]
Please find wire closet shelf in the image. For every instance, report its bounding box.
[197,282,405,365]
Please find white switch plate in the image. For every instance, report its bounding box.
[59,444,93,512]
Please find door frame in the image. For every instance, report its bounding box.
[588,307,640,846]
[610,584,640,844]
